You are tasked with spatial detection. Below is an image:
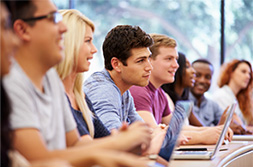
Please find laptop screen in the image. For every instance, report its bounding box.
[159,100,193,161]
[211,102,236,157]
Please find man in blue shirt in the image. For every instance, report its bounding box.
[189,59,223,126]
[84,25,153,131]
[190,59,251,134]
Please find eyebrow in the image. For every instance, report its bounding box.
[136,56,150,60]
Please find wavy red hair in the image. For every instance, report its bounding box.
[217,59,253,125]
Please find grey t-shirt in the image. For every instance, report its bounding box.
[3,62,76,150]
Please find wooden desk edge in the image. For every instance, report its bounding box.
[216,144,253,167]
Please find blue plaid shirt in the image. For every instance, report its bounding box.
[83,69,143,131]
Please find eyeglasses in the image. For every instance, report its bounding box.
[22,12,63,24]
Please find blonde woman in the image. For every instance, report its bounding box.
[55,9,154,154]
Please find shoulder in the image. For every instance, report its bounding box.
[84,71,121,100]
[129,85,150,97]
[84,70,109,87]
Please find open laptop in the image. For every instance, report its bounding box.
[158,100,193,161]
[232,135,253,141]
[172,102,237,160]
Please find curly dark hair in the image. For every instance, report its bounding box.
[103,25,153,70]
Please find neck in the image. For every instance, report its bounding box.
[15,48,48,92]
[191,90,203,107]
[108,70,131,95]
[228,81,240,96]
[149,75,163,89]
[174,83,184,97]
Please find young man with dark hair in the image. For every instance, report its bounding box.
[129,34,178,128]
[84,25,154,131]
[129,34,233,145]
[2,1,152,166]
[190,59,249,134]
[189,59,222,126]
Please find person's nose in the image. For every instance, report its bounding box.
[173,59,179,69]
[145,59,153,71]
[59,21,67,34]
[198,76,206,83]
[91,43,97,54]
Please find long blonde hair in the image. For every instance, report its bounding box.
[56,9,95,137]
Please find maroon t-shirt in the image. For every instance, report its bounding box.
[129,82,171,124]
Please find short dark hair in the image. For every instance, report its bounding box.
[192,58,213,68]
[4,0,37,26]
[102,25,153,70]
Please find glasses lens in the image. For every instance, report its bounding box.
[54,12,63,23]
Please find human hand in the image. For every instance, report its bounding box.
[116,121,152,153]
[229,120,247,135]
[218,107,229,125]
[178,134,191,145]
[143,125,167,155]
[224,127,233,142]
[200,125,223,145]
[111,122,129,135]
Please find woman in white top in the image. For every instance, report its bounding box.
[213,59,253,127]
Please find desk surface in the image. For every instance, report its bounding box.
[169,141,253,167]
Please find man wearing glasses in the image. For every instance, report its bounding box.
[3,1,152,167]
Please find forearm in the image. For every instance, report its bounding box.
[182,125,207,131]
[181,130,202,145]
[46,147,97,167]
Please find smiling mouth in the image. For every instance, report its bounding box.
[168,71,176,76]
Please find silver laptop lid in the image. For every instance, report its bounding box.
[159,100,193,161]
[211,102,237,157]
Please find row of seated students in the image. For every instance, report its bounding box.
[1,0,252,167]
[161,53,253,134]
[1,1,154,167]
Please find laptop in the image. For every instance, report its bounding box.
[232,135,253,141]
[172,102,237,160]
[158,100,193,161]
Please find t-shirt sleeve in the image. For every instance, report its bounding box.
[3,72,40,130]
[62,96,77,133]
[84,83,123,131]
[129,86,152,112]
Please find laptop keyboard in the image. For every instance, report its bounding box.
[177,151,209,155]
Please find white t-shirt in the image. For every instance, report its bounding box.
[3,61,76,150]
[212,85,245,124]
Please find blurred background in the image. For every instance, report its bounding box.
[53,0,253,93]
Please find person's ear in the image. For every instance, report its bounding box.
[111,57,122,72]
[13,20,31,41]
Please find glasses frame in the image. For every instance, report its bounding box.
[22,12,62,24]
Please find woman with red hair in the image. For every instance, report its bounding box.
[213,59,253,127]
